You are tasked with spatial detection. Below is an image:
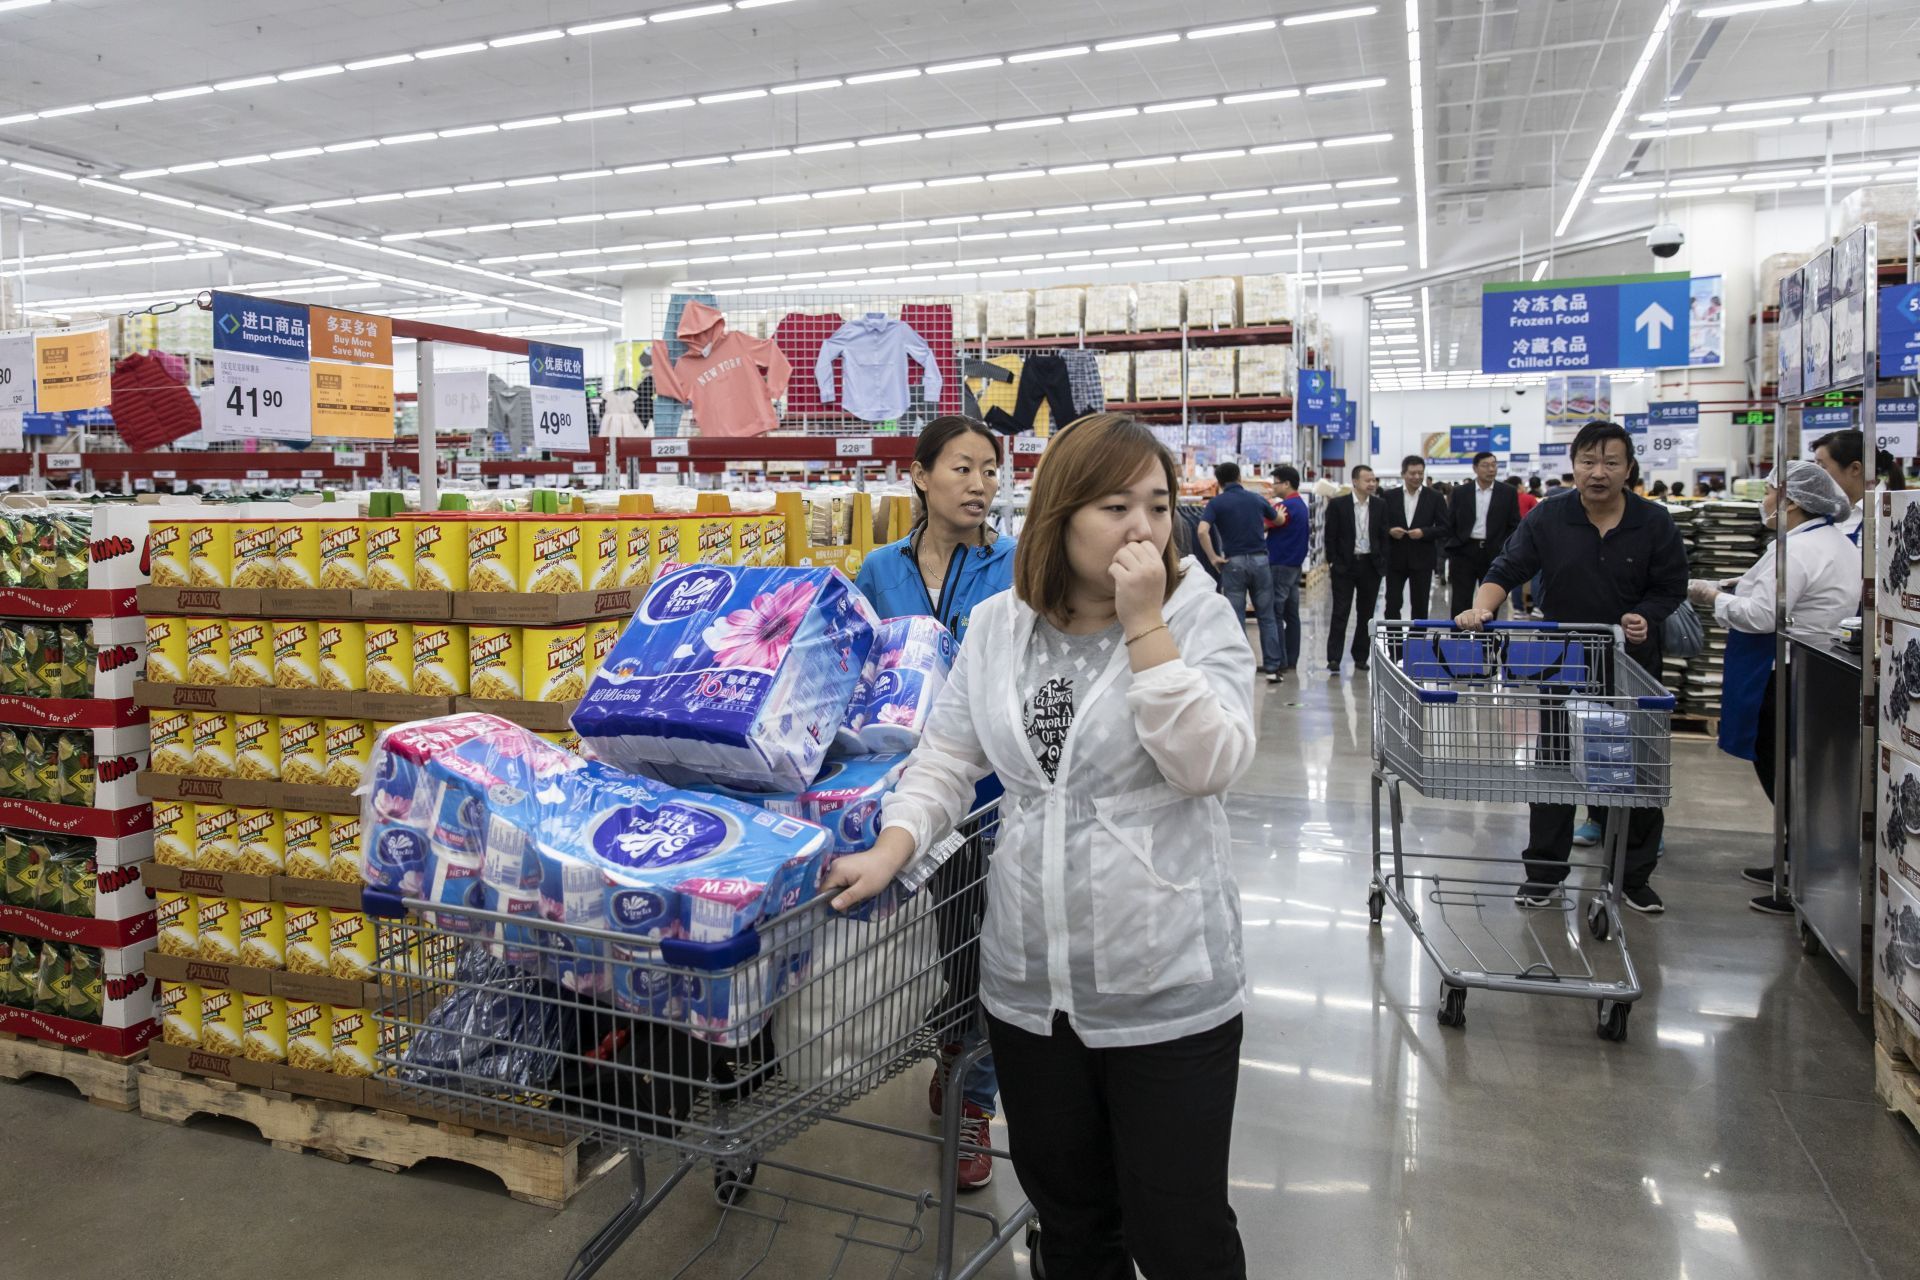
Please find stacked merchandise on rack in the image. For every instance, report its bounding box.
[1659,503,1700,701]
[1876,490,1920,1043]
[1671,500,1767,721]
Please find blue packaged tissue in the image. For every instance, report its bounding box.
[572,564,880,793]
[840,617,954,755]
[703,752,909,854]
[1568,700,1636,791]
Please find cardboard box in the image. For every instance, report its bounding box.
[355,692,454,721]
[258,688,351,718]
[258,589,356,618]
[3,615,146,703]
[0,795,152,838]
[351,590,452,620]
[134,679,262,714]
[271,968,383,1010]
[1877,865,1920,1042]
[1185,277,1240,330]
[450,588,641,626]
[1135,282,1184,333]
[0,694,144,730]
[1881,744,1920,896]
[272,874,367,913]
[146,859,276,903]
[1033,287,1084,337]
[0,899,155,949]
[1242,274,1293,326]
[1133,350,1184,401]
[1237,344,1297,396]
[146,947,278,996]
[74,828,155,871]
[147,1039,368,1105]
[1883,618,1920,758]
[985,290,1032,340]
[1084,285,1134,334]
[137,586,265,618]
[1094,351,1131,402]
[1878,491,1920,624]
[0,852,154,926]
[451,696,580,733]
[1186,348,1237,398]
[0,1004,155,1055]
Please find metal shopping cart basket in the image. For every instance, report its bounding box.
[1366,621,1675,1042]
[361,806,1034,1280]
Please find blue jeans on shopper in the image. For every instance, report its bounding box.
[1269,562,1304,670]
[1218,553,1282,673]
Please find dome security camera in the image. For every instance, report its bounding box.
[1648,222,1686,259]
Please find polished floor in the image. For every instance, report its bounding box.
[7,589,1920,1280]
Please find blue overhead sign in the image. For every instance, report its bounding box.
[1324,388,1355,440]
[1879,398,1919,425]
[1481,272,1692,374]
[1649,401,1699,425]
[1804,407,1853,431]
[1539,441,1569,459]
[1449,425,1511,454]
[211,292,310,360]
[1298,369,1333,426]
[1884,284,1920,379]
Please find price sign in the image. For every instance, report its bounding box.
[1877,424,1919,457]
[435,370,490,432]
[0,331,33,412]
[43,453,81,472]
[572,461,597,475]
[528,341,589,452]
[1013,434,1046,456]
[651,438,691,458]
[153,470,176,480]
[172,480,189,494]
[337,451,366,468]
[245,469,269,480]
[656,461,681,473]
[300,469,323,479]
[836,436,873,458]
[0,410,20,451]
[454,461,481,477]
[211,349,312,442]
[1643,427,1696,468]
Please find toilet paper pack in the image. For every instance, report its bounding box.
[702,752,910,854]
[838,617,955,755]
[1567,700,1635,792]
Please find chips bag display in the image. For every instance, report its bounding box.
[365,622,412,696]
[227,619,273,689]
[159,980,202,1048]
[273,619,321,690]
[413,518,467,591]
[146,616,188,685]
[184,618,229,686]
[317,620,367,693]
[282,812,329,880]
[231,521,279,590]
[318,520,367,590]
[411,623,468,698]
[365,518,414,591]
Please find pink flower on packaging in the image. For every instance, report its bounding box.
[701,580,816,670]
[876,703,916,727]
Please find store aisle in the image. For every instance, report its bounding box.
[6,588,1920,1280]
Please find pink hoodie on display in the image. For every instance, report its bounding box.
[649,301,792,437]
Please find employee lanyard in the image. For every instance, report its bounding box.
[911,532,969,633]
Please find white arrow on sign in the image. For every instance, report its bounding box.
[1635,302,1675,350]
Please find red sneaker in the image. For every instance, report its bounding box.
[957,1103,994,1191]
[928,1042,961,1118]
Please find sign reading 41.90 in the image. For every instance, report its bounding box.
[210,349,312,442]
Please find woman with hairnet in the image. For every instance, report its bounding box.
[1687,460,1859,914]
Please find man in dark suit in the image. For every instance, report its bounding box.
[1384,454,1446,620]
[1325,464,1390,673]
[1444,450,1522,616]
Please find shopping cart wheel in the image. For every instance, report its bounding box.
[1027,1221,1046,1279]
[713,1162,758,1206]
[1585,898,1611,943]
[1437,983,1467,1028]
[1596,1000,1630,1042]
[1367,885,1386,925]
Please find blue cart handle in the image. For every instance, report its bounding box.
[1637,694,1678,711]
[1416,689,1460,704]
[661,931,762,972]
[361,888,410,919]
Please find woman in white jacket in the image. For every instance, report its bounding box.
[825,413,1258,1280]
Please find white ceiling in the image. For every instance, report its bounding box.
[1,0,1916,374]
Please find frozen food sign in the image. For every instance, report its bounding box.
[1481,272,1692,374]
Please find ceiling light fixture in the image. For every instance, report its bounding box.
[1557,0,1676,237]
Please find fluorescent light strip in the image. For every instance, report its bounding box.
[1556,0,1676,237]
[1405,0,1429,268]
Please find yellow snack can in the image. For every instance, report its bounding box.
[650,517,684,575]
[148,710,193,777]
[282,812,329,880]
[238,898,287,970]
[190,712,236,780]
[524,625,587,703]
[159,980,201,1049]
[592,518,623,591]
[364,622,413,695]
[286,1000,333,1071]
[276,520,323,590]
[235,806,285,877]
[156,889,198,957]
[469,626,523,701]
[316,620,367,692]
[410,622,468,697]
[145,616,187,684]
[284,901,330,973]
[272,619,321,690]
[196,893,241,963]
[198,985,244,1055]
[523,518,591,594]
[762,514,787,567]
[329,1006,377,1078]
[735,516,763,569]
[589,618,620,670]
[323,718,372,790]
[317,520,367,590]
[186,521,231,589]
[279,717,326,787]
[328,908,376,982]
[692,517,734,566]
[233,712,280,783]
[241,993,288,1063]
[467,516,519,593]
[230,521,278,590]
[183,617,228,686]
[364,518,415,591]
[153,799,194,867]
[195,803,240,873]
[147,517,190,588]
[327,813,364,885]
[619,519,653,591]
[225,618,273,689]
[413,517,467,591]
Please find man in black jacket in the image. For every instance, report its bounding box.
[1458,420,1690,915]
[1385,455,1447,620]
[1325,465,1390,673]
[1444,450,1522,615]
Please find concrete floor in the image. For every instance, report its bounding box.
[8,590,1920,1280]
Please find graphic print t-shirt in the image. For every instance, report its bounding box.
[1021,620,1122,782]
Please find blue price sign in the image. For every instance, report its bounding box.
[1880,398,1920,425]
[1539,441,1569,459]
[1883,284,1920,379]
[211,291,310,360]
[528,341,589,452]
[1804,407,1853,430]
[1481,273,1691,373]
[1648,401,1699,425]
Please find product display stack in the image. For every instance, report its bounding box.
[1672,499,1767,725]
[0,504,160,1110]
[1877,486,1920,1080]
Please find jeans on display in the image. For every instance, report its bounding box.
[653,291,717,437]
[1217,553,1282,673]
[987,1011,1248,1280]
[984,354,1078,436]
[1268,563,1303,670]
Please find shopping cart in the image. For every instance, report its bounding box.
[1367,621,1675,1042]
[361,807,1035,1280]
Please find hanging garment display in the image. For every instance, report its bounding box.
[814,314,944,424]
[984,353,1076,437]
[108,352,200,449]
[653,291,718,437]
[650,301,792,438]
[1060,348,1105,417]
[487,375,534,454]
[898,303,962,419]
[968,355,1045,432]
[962,359,1015,421]
[772,312,846,420]
[599,387,647,438]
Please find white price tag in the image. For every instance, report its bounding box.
[338,450,367,468]
[572,461,597,475]
[651,438,691,458]
[43,453,81,472]
[171,480,188,494]
[529,385,589,452]
[301,469,324,479]
[434,370,491,432]
[0,410,21,451]
[153,470,176,480]
[1879,424,1919,457]
[455,461,481,477]
[211,350,311,442]
[1013,434,1046,456]
[656,461,680,473]
[836,436,873,458]
[0,332,32,412]
[245,469,269,480]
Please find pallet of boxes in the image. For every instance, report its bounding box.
[131,493,777,1205]
[0,504,159,1113]
[1874,487,1920,1130]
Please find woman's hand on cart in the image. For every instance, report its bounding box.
[823,829,918,911]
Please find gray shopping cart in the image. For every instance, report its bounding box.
[1367,621,1675,1042]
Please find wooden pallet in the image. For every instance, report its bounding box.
[1874,994,1920,1138]
[136,1066,627,1208]
[0,1031,142,1112]
[1671,714,1720,741]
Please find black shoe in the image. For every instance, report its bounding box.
[1741,864,1783,887]
[1266,670,1283,685]
[1353,661,1370,672]
[1514,883,1557,909]
[1328,664,1342,675]
[1623,884,1665,915]
[1749,893,1794,916]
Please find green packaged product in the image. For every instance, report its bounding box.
[32,941,65,1016]
[0,935,21,1007]
[0,937,30,1007]
[0,627,26,697]
[42,512,89,590]
[57,624,91,699]
[0,522,18,589]
[65,945,101,1023]
[33,625,63,699]
[59,849,95,918]
[15,840,44,910]
[34,848,68,913]
[0,728,26,799]
[1,833,26,904]
[17,626,47,698]
[28,731,62,804]
[57,735,92,808]
[13,515,45,589]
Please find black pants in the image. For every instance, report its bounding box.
[1525,804,1663,891]
[1384,554,1433,621]
[985,354,1077,436]
[1328,561,1382,667]
[1447,542,1496,616]
[1753,670,1780,805]
[987,1011,1247,1280]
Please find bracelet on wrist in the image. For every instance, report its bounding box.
[1125,623,1169,646]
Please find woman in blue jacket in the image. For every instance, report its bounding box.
[853,414,1013,1192]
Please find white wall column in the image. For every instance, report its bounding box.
[620,280,663,342]
[1659,197,1758,479]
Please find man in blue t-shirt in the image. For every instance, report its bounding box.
[1198,462,1284,683]
[1265,464,1311,676]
